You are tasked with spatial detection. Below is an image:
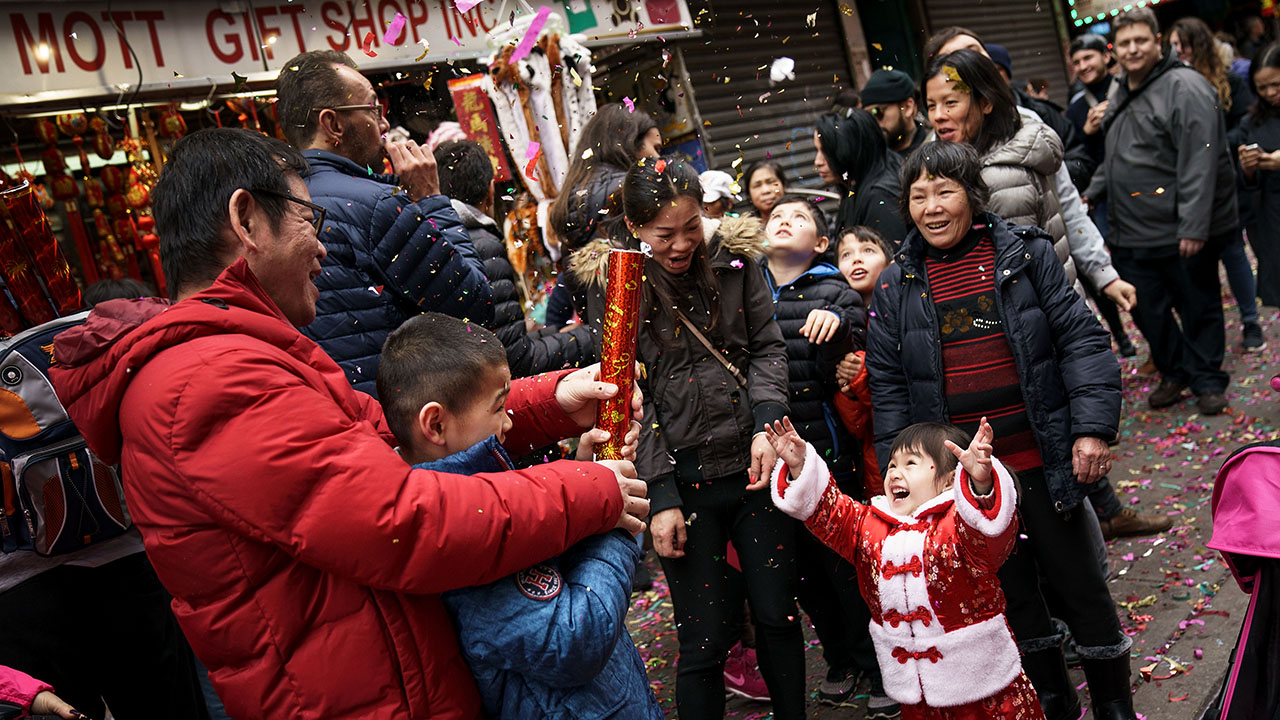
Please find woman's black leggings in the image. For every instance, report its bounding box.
[659,472,806,719]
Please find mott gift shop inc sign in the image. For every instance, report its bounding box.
[2,0,694,106]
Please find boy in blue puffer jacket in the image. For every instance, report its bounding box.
[761,197,897,718]
[376,312,663,720]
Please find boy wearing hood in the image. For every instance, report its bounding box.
[762,198,893,715]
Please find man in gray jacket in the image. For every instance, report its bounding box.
[1085,8,1238,416]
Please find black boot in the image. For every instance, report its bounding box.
[1021,646,1082,720]
[1080,655,1138,720]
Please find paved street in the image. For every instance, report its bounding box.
[627,291,1277,719]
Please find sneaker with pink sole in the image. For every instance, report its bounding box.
[723,642,771,702]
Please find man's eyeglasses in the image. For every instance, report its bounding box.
[303,102,386,125]
[250,188,327,235]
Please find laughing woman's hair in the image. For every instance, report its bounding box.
[923,49,1020,155]
[898,141,990,224]
[616,158,722,344]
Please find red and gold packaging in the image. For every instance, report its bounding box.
[594,249,645,460]
[0,181,84,319]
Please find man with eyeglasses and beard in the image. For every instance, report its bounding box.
[275,50,492,397]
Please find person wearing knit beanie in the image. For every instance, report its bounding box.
[859,69,926,155]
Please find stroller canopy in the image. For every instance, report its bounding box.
[1209,442,1280,593]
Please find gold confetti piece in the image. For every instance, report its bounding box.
[805,12,817,26]
[581,148,594,159]
[1117,594,1158,611]
[943,65,970,93]
[839,3,853,15]
[872,43,883,51]
[570,66,583,87]
[415,40,430,61]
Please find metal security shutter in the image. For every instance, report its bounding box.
[926,0,1071,107]
[680,0,855,189]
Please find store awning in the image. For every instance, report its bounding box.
[1,0,697,110]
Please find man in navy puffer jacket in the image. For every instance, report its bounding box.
[277,50,492,396]
[435,140,596,377]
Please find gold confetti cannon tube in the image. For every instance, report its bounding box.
[594,249,645,460]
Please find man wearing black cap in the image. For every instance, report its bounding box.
[860,69,927,155]
[1065,33,1117,169]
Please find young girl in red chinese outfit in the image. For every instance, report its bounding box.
[766,416,1045,720]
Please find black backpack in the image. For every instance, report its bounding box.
[0,311,131,555]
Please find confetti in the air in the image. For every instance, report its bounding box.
[770,57,796,85]
[383,12,407,44]
[510,6,552,63]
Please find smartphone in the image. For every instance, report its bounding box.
[1245,143,1261,151]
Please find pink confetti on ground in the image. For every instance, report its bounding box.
[383,12,406,44]
[509,6,552,63]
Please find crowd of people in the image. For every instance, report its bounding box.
[0,8,1276,720]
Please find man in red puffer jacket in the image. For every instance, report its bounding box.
[48,128,649,720]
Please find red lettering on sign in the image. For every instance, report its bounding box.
[242,12,260,61]
[406,0,429,43]
[12,12,64,75]
[452,4,478,37]
[437,0,453,39]
[255,5,281,60]
[475,5,496,32]
[280,5,308,53]
[348,0,378,47]
[64,12,104,72]
[207,10,243,64]
[134,10,165,67]
[102,11,134,69]
[322,2,350,51]
[377,0,406,43]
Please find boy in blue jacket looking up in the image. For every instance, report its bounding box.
[376,312,663,720]
[761,198,896,718]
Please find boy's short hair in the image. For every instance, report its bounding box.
[890,422,971,483]
[836,226,894,262]
[769,195,829,239]
[377,312,508,447]
[433,140,494,209]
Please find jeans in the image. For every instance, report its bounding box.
[795,527,879,676]
[1112,242,1229,394]
[1222,233,1259,325]
[999,468,1130,660]
[659,472,806,719]
[0,553,210,720]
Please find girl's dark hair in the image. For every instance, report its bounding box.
[897,141,990,224]
[923,49,1021,155]
[815,109,890,189]
[83,278,152,307]
[1171,17,1232,111]
[549,104,659,244]
[1250,43,1280,121]
[615,158,721,343]
[889,422,971,482]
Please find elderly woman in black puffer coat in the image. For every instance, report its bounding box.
[866,142,1137,720]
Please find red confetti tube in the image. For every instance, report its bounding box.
[595,249,645,460]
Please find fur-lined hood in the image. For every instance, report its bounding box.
[567,214,766,290]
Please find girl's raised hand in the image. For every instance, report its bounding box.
[764,417,807,479]
[944,416,994,492]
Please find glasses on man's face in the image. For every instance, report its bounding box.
[314,102,385,119]
[250,188,326,235]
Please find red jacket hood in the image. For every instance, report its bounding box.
[51,259,297,464]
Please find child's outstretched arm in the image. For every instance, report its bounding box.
[944,416,994,496]
[765,418,868,564]
[949,418,1020,570]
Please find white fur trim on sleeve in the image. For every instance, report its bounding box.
[770,442,830,522]
[952,456,1017,538]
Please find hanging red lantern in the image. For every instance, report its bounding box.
[92,132,114,160]
[88,116,107,135]
[49,174,78,201]
[72,136,91,174]
[41,147,66,175]
[56,112,89,137]
[136,214,166,298]
[84,177,105,208]
[34,119,59,146]
[125,181,150,209]
[100,165,125,194]
[105,194,127,218]
[158,106,187,139]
